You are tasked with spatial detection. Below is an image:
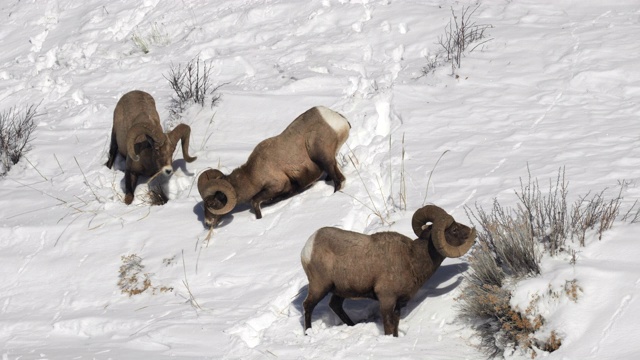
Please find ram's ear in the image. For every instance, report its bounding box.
[133,141,151,156]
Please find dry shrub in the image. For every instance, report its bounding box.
[564,279,582,303]
[539,331,562,353]
[118,254,173,297]
[131,23,170,54]
[460,167,629,357]
[457,284,545,358]
[571,187,623,245]
[164,55,223,121]
[143,183,169,206]
[0,104,38,176]
[436,5,493,75]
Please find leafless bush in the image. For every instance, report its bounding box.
[144,183,169,206]
[622,200,640,223]
[437,5,493,75]
[164,55,223,120]
[467,199,541,278]
[131,23,170,54]
[460,167,628,357]
[0,104,38,176]
[118,254,173,297]
[457,284,548,358]
[420,54,442,76]
[571,187,622,245]
[516,168,569,256]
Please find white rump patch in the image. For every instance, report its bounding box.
[301,230,317,265]
[316,106,349,135]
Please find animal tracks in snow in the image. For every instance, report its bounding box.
[591,294,634,355]
[224,278,303,350]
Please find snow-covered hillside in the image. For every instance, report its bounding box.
[1,0,639,359]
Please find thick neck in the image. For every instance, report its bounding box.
[227,166,261,204]
[411,236,447,287]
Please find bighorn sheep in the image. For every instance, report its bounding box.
[197,106,350,227]
[300,205,476,337]
[105,90,197,204]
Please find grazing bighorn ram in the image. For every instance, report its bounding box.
[106,90,196,204]
[300,205,476,337]
[197,106,350,227]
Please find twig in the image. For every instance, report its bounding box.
[54,214,81,247]
[10,178,67,205]
[338,189,379,215]
[181,250,203,310]
[24,156,47,181]
[53,153,64,174]
[469,37,494,53]
[200,112,216,150]
[400,133,407,210]
[376,174,390,216]
[422,149,450,206]
[8,203,60,219]
[195,226,214,274]
[347,154,385,223]
[74,156,101,203]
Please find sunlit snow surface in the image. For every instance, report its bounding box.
[1,1,639,359]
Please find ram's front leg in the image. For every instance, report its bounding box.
[124,169,139,205]
[312,152,345,192]
[250,185,287,219]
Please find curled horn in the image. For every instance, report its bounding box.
[168,124,197,163]
[198,169,237,215]
[411,205,476,258]
[126,121,165,162]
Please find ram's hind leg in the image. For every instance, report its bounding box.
[105,129,118,169]
[378,295,401,337]
[329,294,355,326]
[303,283,332,333]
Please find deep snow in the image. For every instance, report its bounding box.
[1,0,640,359]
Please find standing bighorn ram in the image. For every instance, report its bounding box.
[300,205,476,337]
[106,90,196,204]
[198,106,350,227]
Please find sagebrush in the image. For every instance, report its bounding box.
[0,104,38,176]
[131,23,170,54]
[426,5,492,76]
[164,55,223,121]
[459,168,628,357]
[118,254,173,296]
[144,183,169,206]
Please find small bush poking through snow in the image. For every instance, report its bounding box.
[459,167,628,358]
[0,104,38,176]
[118,254,173,296]
[164,55,223,121]
[458,287,547,358]
[564,279,582,303]
[131,23,170,54]
[434,5,492,75]
[143,183,169,206]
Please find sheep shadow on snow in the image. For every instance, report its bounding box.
[193,176,335,229]
[292,262,469,333]
[192,202,243,229]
